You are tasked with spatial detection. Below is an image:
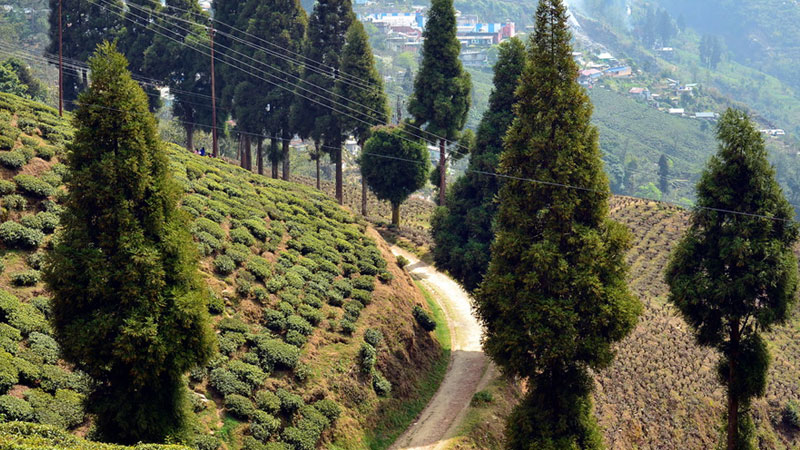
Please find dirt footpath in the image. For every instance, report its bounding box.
[389,247,491,450]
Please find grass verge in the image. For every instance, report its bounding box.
[360,281,452,449]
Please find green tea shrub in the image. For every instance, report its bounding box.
[359,343,376,374]
[213,255,236,275]
[285,330,307,348]
[372,371,391,397]
[0,150,26,169]
[313,399,341,423]
[353,276,375,292]
[254,390,281,414]
[364,328,383,348]
[193,218,225,240]
[0,180,15,195]
[0,395,33,421]
[225,394,256,420]
[332,279,352,298]
[412,305,437,332]
[228,360,267,388]
[286,315,313,336]
[276,388,304,415]
[14,175,54,198]
[351,289,372,306]
[256,338,299,370]
[230,227,256,247]
[11,270,41,286]
[339,319,355,335]
[2,194,26,211]
[263,310,287,332]
[242,219,269,241]
[247,257,273,282]
[296,305,322,325]
[209,367,250,396]
[28,332,59,364]
[0,222,43,248]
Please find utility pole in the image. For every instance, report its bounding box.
[58,0,63,117]
[209,23,218,157]
[396,94,402,125]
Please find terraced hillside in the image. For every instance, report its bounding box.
[451,197,800,449]
[0,93,447,450]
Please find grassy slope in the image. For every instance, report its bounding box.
[446,197,800,449]
[0,92,446,449]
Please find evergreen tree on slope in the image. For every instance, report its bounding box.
[666,109,799,450]
[294,0,354,204]
[474,1,641,447]
[336,20,390,216]
[431,37,525,292]
[47,0,124,108]
[44,43,215,444]
[407,0,470,206]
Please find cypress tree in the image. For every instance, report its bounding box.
[43,43,216,444]
[658,153,670,197]
[407,0,471,206]
[474,1,641,447]
[665,109,799,450]
[118,0,162,111]
[47,0,124,108]
[144,0,214,152]
[336,20,390,216]
[360,126,429,226]
[244,0,307,181]
[294,0,354,204]
[431,37,525,292]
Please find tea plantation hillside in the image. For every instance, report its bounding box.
[0,92,446,450]
[450,197,800,449]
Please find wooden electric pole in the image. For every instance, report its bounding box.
[209,23,218,157]
[58,0,63,116]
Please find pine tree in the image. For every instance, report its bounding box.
[665,109,799,450]
[360,126,429,225]
[294,0,354,204]
[336,21,390,216]
[47,0,124,108]
[144,0,214,152]
[118,0,162,111]
[237,0,306,180]
[658,153,670,197]
[407,0,470,206]
[431,37,525,292]
[474,1,641,447]
[43,43,216,444]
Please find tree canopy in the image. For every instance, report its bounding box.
[431,37,526,292]
[474,1,641,447]
[665,109,799,450]
[360,126,430,225]
[43,43,215,444]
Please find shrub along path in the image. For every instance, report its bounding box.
[389,247,490,450]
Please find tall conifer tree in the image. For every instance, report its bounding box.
[43,43,215,444]
[666,109,799,450]
[431,37,525,292]
[145,0,214,152]
[337,21,390,216]
[474,2,640,447]
[294,0,354,204]
[118,0,162,111]
[407,0,470,206]
[47,0,124,108]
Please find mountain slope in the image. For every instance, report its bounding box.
[0,92,447,450]
[448,197,800,449]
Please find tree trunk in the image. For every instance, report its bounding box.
[315,139,321,190]
[439,138,446,206]
[727,322,740,450]
[240,134,248,169]
[282,138,290,181]
[257,138,263,175]
[271,135,279,179]
[246,136,253,170]
[185,122,194,153]
[359,139,367,216]
[391,202,400,226]
[335,142,343,205]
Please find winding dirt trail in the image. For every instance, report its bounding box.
[389,247,491,450]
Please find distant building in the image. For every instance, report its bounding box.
[605,66,632,78]
[629,87,651,100]
[359,10,426,29]
[668,108,685,115]
[694,112,719,120]
[461,50,488,67]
